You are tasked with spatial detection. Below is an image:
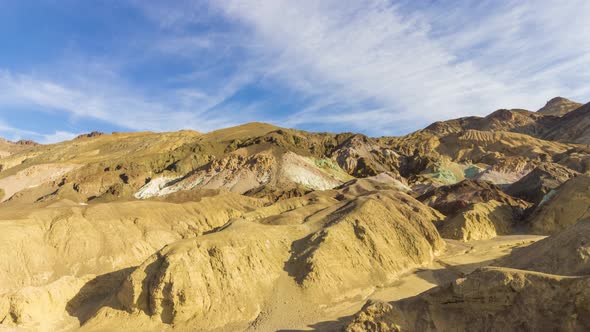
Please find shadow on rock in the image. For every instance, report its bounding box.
[66,267,135,324]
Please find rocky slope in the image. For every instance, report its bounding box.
[506,162,578,205]
[346,267,590,332]
[416,180,529,241]
[346,218,590,332]
[0,137,38,159]
[438,200,517,241]
[527,175,590,234]
[104,189,444,331]
[499,218,590,275]
[413,96,586,144]
[0,182,446,331]
[543,101,590,144]
[1,96,590,331]
[537,97,583,117]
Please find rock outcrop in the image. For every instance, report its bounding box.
[418,179,527,216]
[543,102,590,144]
[527,175,590,234]
[75,131,105,139]
[116,221,292,330]
[500,218,590,275]
[506,162,578,205]
[417,179,528,241]
[438,200,516,241]
[286,191,444,300]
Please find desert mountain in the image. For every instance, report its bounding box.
[416,180,529,241]
[537,96,583,117]
[543,101,590,144]
[0,179,445,331]
[0,137,38,160]
[423,108,553,137]
[1,97,590,331]
[415,97,589,145]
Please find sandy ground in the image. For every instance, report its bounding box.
[260,234,545,332]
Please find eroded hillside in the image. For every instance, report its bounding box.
[1,97,590,331]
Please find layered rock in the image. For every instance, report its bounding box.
[506,162,578,204]
[418,179,527,216]
[543,101,590,143]
[423,108,551,137]
[438,200,516,241]
[134,150,352,199]
[331,134,402,177]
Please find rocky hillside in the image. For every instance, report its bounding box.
[543,101,590,144]
[537,96,583,117]
[1,96,590,331]
[347,219,590,331]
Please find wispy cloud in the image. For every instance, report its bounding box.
[0,67,258,135]
[38,131,80,144]
[203,0,590,133]
[1,0,589,141]
[0,119,79,144]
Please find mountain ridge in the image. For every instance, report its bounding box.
[2,95,590,331]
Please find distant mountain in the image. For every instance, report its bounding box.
[0,137,38,159]
[424,108,554,137]
[543,101,590,144]
[75,131,105,139]
[537,96,582,117]
[422,97,590,144]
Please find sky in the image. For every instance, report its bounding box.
[0,0,589,143]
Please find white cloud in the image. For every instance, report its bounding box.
[37,131,80,144]
[205,0,590,133]
[0,120,40,140]
[2,0,590,139]
[0,69,253,134]
[0,120,79,144]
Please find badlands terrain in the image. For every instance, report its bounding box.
[1,96,590,331]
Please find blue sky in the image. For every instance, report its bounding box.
[0,0,589,143]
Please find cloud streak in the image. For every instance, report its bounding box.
[1,0,589,141]
[207,0,590,133]
[0,119,78,144]
[0,67,258,135]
